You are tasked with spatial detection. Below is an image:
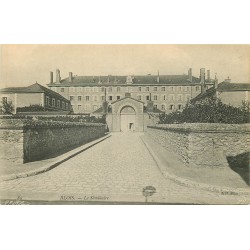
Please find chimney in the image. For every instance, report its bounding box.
[224,76,231,83]
[207,70,211,82]
[200,68,206,94]
[50,71,53,84]
[69,72,73,83]
[188,68,192,82]
[157,70,160,83]
[56,69,61,83]
[214,73,218,89]
[200,68,205,84]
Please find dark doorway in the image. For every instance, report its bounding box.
[129,123,134,131]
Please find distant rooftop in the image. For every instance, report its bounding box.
[48,74,205,86]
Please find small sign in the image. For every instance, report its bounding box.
[142,186,156,203]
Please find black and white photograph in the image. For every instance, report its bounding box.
[0,44,249,205]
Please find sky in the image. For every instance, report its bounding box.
[0,44,249,88]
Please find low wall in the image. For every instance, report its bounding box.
[147,123,250,168]
[0,119,106,163]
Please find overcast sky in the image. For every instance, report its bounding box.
[0,44,249,88]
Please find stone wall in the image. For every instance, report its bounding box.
[0,119,106,163]
[147,123,250,168]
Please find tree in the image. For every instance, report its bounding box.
[1,100,14,114]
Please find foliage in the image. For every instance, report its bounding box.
[0,100,14,114]
[16,105,46,112]
[11,114,107,124]
[158,98,250,124]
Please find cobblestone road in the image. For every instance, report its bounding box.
[0,133,248,204]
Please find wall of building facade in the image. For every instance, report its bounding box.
[0,119,106,164]
[147,123,250,168]
[218,91,249,107]
[49,84,204,114]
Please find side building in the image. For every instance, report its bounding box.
[191,78,250,107]
[47,68,215,114]
[0,82,72,114]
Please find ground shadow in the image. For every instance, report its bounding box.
[227,152,250,186]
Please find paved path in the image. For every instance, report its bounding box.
[0,133,248,204]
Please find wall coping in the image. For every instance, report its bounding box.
[148,123,250,134]
[0,119,105,130]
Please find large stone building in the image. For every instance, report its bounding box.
[47,68,215,131]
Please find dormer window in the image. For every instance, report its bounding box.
[126,75,133,84]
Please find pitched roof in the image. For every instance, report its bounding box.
[48,74,202,87]
[92,106,103,114]
[111,96,144,105]
[0,83,70,102]
[217,82,250,91]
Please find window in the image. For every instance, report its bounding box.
[154,95,158,100]
[170,86,174,91]
[138,87,142,92]
[117,96,121,100]
[146,95,150,101]
[78,105,82,110]
[161,104,165,110]
[108,96,112,101]
[186,95,191,101]
[78,96,82,101]
[170,94,175,101]
[52,98,55,106]
[61,88,64,92]
[46,96,50,106]
[62,102,65,109]
[65,103,68,110]
[93,105,98,110]
[57,100,61,108]
[101,96,105,101]
[117,87,121,92]
[196,86,200,91]
[163,95,166,101]
[170,104,174,110]
[86,96,90,101]
[153,104,158,109]
[108,87,112,92]
[137,95,142,100]
[154,87,157,91]
[161,87,165,91]
[85,104,90,111]
[178,104,182,110]
[178,95,182,101]
[178,86,182,91]
[101,87,105,92]
[70,96,74,101]
[146,87,150,91]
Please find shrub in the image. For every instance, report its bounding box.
[159,98,250,124]
[0,100,14,114]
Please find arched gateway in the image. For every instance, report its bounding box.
[106,97,145,132]
[120,106,136,132]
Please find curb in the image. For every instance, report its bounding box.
[0,134,112,182]
[141,136,250,196]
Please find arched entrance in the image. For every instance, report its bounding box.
[120,106,136,132]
